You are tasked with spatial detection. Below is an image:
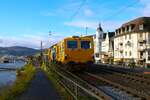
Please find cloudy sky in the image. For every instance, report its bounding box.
[0,0,149,49]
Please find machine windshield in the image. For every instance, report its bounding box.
[81,41,91,49]
[67,41,78,49]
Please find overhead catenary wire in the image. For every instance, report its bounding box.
[102,0,140,22]
[70,0,87,21]
[68,0,140,34]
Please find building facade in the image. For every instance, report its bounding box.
[93,24,104,63]
[94,24,115,64]
[101,32,115,63]
[114,17,150,67]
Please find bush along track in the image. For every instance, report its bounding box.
[41,62,74,100]
[0,62,36,100]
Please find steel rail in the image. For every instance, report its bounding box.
[95,64,150,80]
[96,67,150,85]
[86,72,150,100]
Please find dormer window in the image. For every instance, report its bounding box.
[119,29,121,34]
[122,27,125,33]
[139,24,143,30]
[127,26,129,32]
[115,30,118,36]
[131,24,135,30]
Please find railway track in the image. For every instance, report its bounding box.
[92,65,150,85]
[92,66,150,86]
[49,63,150,100]
[86,65,150,99]
[95,64,150,79]
[76,72,149,100]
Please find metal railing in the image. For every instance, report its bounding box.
[48,65,113,100]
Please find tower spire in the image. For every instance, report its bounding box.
[97,22,103,32]
[99,23,101,28]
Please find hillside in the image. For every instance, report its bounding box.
[0,46,40,56]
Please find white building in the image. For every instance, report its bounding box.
[101,32,115,63]
[93,24,104,63]
[114,17,150,67]
[93,24,115,64]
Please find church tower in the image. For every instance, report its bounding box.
[94,23,104,63]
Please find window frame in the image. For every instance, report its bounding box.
[139,24,144,30]
[67,40,78,49]
[80,40,91,49]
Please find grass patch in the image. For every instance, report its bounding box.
[0,63,36,100]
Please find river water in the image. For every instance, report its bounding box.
[0,62,25,87]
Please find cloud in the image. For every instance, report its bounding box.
[64,20,123,31]
[0,32,65,49]
[0,39,3,43]
[41,0,83,17]
[102,21,124,31]
[41,12,55,17]
[140,0,150,16]
[65,20,98,29]
[84,9,94,17]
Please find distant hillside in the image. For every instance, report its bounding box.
[0,46,40,56]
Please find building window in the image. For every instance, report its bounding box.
[127,26,129,31]
[140,52,143,58]
[125,44,127,48]
[129,34,131,39]
[140,33,143,37]
[67,41,78,49]
[81,41,91,49]
[129,51,132,56]
[148,50,150,55]
[127,41,131,47]
[139,24,143,30]
[131,25,135,30]
[125,35,127,39]
[139,43,143,46]
[148,33,150,44]
[125,51,127,56]
[148,56,150,60]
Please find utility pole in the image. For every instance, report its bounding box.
[49,31,52,44]
[41,41,43,54]
[85,27,88,35]
[40,41,43,61]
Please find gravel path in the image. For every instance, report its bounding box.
[17,68,61,100]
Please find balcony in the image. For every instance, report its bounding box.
[138,56,146,61]
[138,38,146,43]
[138,46,146,51]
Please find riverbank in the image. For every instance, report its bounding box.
[0,63,36,100]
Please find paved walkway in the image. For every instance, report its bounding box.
[17,69,61,100]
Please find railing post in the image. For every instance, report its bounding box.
[75,85,78,99]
